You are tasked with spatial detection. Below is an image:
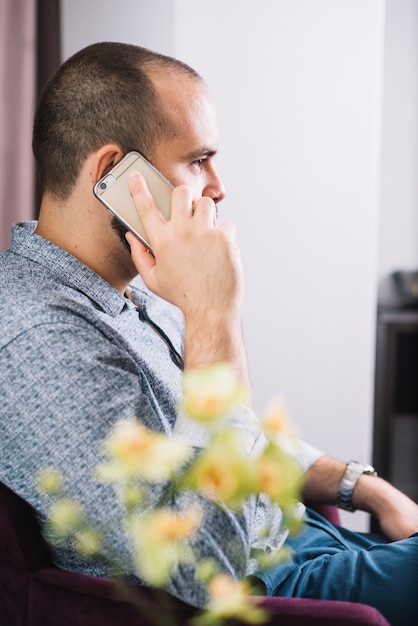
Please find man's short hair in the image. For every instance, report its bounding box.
[32,41,201,200]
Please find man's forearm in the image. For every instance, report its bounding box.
[183,315,250,390]
[301,455,346,504]
[302,455,418,540]
[353,474,418,540]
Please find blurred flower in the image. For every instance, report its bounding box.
[250,542,294,570]
[261,399,302,461]
[182,430,255,508]
[254,442,303,509]
[261,399,292,437]
[48,498,84,538]
[36,467,64,495]
[181,363,248,423]
[194,574,267,626]
[197,558,219,583]
[129,505,203,585]
[97,419,191,483]
[39,363,304,626]
[123,483,146,510]
[74,527,102,557]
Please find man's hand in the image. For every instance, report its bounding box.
[354,474,418,541]
[126,171,250,388]
[302,455,418,540]
[127,171,242,319]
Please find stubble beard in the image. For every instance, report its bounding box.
[111,216,131,251]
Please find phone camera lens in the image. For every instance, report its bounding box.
[99,181,107,190]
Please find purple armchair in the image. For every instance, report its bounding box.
[0,481,390,626]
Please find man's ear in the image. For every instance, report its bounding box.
[91,145,125,185]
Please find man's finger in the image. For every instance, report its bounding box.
[126,231,155,274]
[128,170,167,228]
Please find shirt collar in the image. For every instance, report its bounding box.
[10,221,145,317]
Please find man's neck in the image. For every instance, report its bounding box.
[36,195,137,295]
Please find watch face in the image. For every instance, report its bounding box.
[350,462,376,476]
[358,463,377,476]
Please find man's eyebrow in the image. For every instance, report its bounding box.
[183,147,217,160]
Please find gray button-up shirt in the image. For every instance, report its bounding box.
[0,222,321,607]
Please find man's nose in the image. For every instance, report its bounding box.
[203,167,226,203]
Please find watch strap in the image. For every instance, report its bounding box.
[336,460,377,512]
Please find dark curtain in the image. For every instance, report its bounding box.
[35,0,61,214]
[37,0,61,100]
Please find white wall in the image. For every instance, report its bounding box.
[378,0,418,282]
[61,0,175,57]
[173,0,385,533]
[62,0,418,531]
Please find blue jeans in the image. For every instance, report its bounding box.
[255,508,418,626]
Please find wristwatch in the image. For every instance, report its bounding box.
[336,461,377,512]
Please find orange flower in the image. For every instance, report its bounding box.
[97,420,190,482]
[181,363,247,423]
[254,442,303,507]
[129,505,202,585]
[148,505,203,542]
[183,430,255,508]
[197,574,266,625]
[261,399,291,436]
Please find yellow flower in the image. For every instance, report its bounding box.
[261,399,292,436]
[254,442,303,506]
[250,543,293,570]
[39,364,305,619]
[197,558,219,583]
[123,483,146,509]
[74,527,102,557]
[183,430,255,508]
[199,574,266,625]
[36,468,63,495]
[98,420,191,482]
[181,363,247,423]
[48,498,83,537]
[129,505,202,585]
[261,401,302,469]
[209,573,248,603]
[134,505,202,547]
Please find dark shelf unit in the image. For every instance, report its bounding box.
[373,305,418,511]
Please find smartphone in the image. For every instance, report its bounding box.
[93,150,173,251]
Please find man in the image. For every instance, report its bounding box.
[0,42,417,625]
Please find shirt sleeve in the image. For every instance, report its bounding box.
[175,405,325,471]
[174,403,267,457]
[293,440,325,472]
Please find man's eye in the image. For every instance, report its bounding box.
[192,158,205,170]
